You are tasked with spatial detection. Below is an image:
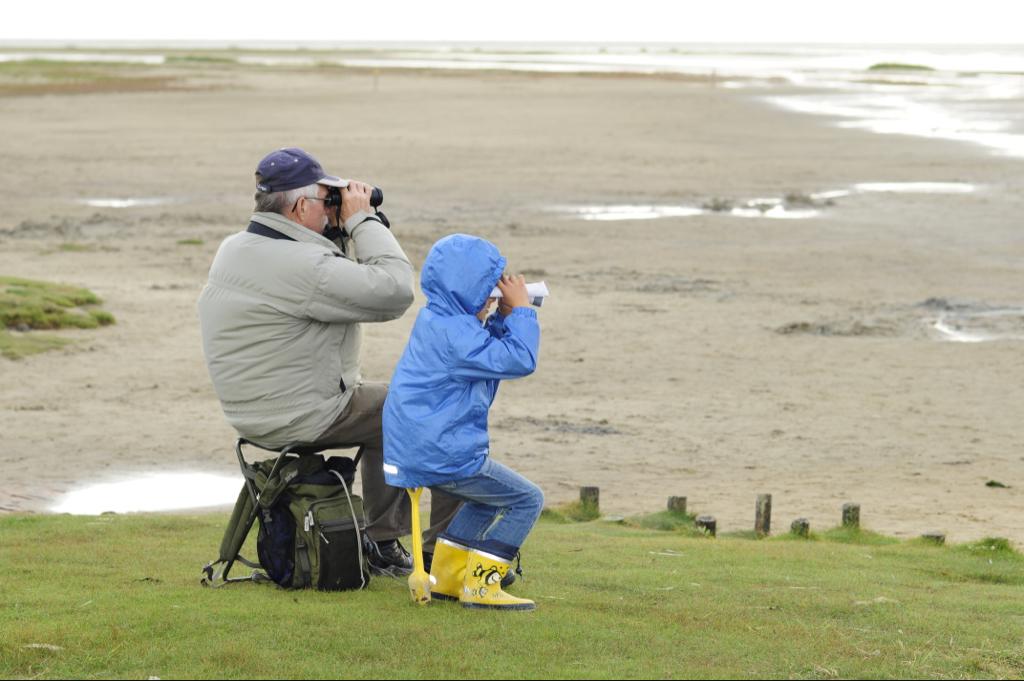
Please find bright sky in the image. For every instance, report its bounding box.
[2,0,1023,44]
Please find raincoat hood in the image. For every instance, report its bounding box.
[421,234,506,316]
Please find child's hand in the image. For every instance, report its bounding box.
[477,297,497,322]
[497,274,529,316]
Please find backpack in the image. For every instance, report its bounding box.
[202,450,371,591]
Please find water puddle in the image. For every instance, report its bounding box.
[810,190,852,201]
[559,200,819,222]
[50,472,240,514]
[557,179,979,223]
[76,197,175,208]
[567,205,705,221]
[932,308,1024,343]
[726,198,820,219]
[779,299,1024,345]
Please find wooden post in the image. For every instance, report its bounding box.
[790,518,810,537]
[695,515,717,537]
[921,532,946,545]
[842,502,860,529]
[755,494,772,537]
[579,486,600,511]
[667,496,687,514]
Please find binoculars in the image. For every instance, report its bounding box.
[325,186,383,210]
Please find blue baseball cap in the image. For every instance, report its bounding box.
[254,147,347,193]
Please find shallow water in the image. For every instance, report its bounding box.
[560,200,820,222]
[567,205,705,221]
[728,205,819,220]
[76,197,175,208]
[932,308,1024,343]
[51,472,239,514]
[766,74,1024,159]
[558,178,982,223]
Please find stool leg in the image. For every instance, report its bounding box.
[406,488,431,605]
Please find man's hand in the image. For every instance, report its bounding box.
[340,181,373,224]
[496,274,529,316]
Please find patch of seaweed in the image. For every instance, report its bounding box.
[496,416,622,436]
[775,320,897,338]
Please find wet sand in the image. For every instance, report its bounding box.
[1,63,1022,543]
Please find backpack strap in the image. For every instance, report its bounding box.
[201,479,269,588]
[295,538,313,588]
[258,454,326,509]
[329,468,368,589]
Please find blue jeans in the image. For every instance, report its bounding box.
[432,458,544,561]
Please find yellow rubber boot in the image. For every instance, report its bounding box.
[461,550,536,611]
[429,538,470,601]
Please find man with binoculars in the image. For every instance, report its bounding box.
[198,147,460,576]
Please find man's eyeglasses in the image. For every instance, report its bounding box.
[292,195,328,213]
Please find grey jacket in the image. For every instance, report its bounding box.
[197,210,414,447]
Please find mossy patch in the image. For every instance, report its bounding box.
[165,55,235,64]
[868,62,935,72]
[0,277,114,358]
[820,525,901,545]
[771,530,821,542]
[57,242,95,252]
[0,329,71,360]
[626,509,705,537]
[541,500,601,523]
[957,537,1020,559]
[0,59,177,96]
[721,529,759,540]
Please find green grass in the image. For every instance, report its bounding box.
[819,526,901,546]
[0,59,175,95]
[1,514,1022,679]
[56,242,96,252]
[176,238,205,246]
[541,499,601,523]
[164,55,235,64]
[0,59,146,83]
[867,62,935,72]
[46,243,120,255]
[625,509,704,537]
[0,276,115,331]
[0,329,71,359]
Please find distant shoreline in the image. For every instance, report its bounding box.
[3,39,1024,49]
[4,44,1022,159]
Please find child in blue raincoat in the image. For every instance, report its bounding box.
[383,233,542,611]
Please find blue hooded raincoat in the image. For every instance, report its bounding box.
[382,234,540,488]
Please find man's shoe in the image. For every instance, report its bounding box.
[367,538,414,577]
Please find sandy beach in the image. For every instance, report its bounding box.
[1,57,1021,543]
